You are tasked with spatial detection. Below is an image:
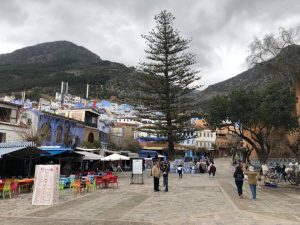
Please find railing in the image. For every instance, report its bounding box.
[0,141,36,148]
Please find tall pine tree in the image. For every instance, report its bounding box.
[136,10,200,160]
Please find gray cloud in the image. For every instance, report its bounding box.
[0,0,300,87]
[0,0,28,25]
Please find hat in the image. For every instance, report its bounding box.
[249,166,255,172]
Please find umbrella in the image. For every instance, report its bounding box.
[101,153,130,161]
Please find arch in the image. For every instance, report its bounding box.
[64,127,72,146]
[40,122,51,141]
[56,126,63,143]
[88,132,94,143]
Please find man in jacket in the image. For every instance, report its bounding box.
[161,161,170,192]
[152,161,161,191]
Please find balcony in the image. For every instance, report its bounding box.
[84,120,97,128]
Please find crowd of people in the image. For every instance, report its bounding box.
[151,158,216,192]
[151,156,298,201]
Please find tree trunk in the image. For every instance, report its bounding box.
[168,134,175,161]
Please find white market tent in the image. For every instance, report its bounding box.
[74,151,103,161]
[101,153,130,161]
[75,147,101,152]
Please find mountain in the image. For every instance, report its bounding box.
[0,41,101,65]
[0,41,135,99]
[198,44,300,106]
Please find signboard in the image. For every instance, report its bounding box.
[132,159,143,175]
[32,165,60,205]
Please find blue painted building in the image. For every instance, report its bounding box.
[21,109,85,148]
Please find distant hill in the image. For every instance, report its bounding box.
[198,44,300,109]
[0,41,135,99]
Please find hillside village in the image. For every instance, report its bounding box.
[0,80,242,177]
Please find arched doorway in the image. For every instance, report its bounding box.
[88,132,94,143]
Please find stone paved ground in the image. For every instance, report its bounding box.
[0,158,300,224]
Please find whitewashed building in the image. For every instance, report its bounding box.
[195,129,216,150]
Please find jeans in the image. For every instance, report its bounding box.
[209,171,215,176]
[153,177,159,191]
[178,171,182,178]
[235,180,243,196]
[163,176,168,191]
[249,184,256,199]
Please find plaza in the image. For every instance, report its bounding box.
[0,158,299,225]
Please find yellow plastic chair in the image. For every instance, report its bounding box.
[59,181,65,191]
[91,180,96,192]
[3,183,12,199]
[69,179,74,191]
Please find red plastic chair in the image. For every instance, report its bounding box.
[10,182,19,197]
[95,177,105,189]
[108,176,118,188]
[106,171,113,176]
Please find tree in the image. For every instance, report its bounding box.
[123,139,140,153]
[206,83,299,163]
[247,26,300,87]
[247,26,300,161]
[136,10,200,160]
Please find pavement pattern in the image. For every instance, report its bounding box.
[1,158,300,225]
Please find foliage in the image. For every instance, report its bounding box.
[206,83,299,163]
[123,139,140,153]
[135,10,201,160]
[81,140,101,149]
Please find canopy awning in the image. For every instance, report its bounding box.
[138,150,158,159]
[0,147,46,158]
[75,147,101,152]
[101,153,130,161]
[74,151,103,160]
[39,147,72,156]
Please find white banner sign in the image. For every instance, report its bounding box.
[32,165,60,205]
[132,159,143,175]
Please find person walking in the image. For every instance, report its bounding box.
[244,166,258,200]
[208,162,216,177]
[161,161,170,192]
[177,164,183,179]
[233,164,244,198]
[152,161,161,192]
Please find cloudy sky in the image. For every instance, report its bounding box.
[1,0,300,89]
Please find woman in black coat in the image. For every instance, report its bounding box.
[233,165,244,198]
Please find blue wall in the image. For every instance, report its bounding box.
[37,113,84,147]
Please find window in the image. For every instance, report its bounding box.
[0,133,6,142]
[203,132,206,137]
